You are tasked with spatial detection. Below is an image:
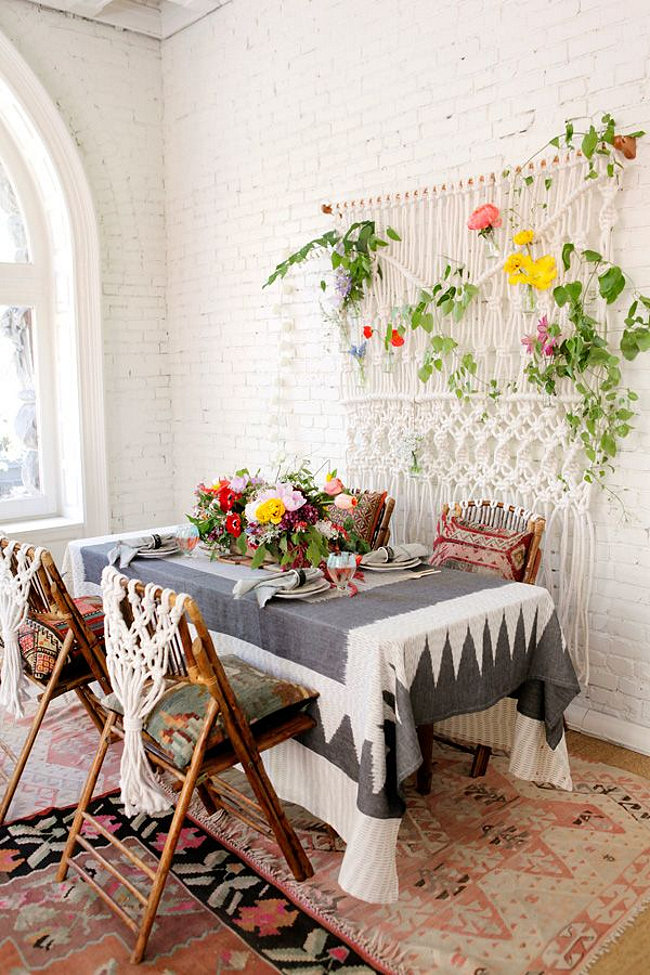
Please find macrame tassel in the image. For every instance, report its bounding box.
[102,566,188,819]
[120,716,170,817]
[0,624,29,718]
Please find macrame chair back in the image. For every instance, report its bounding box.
[0,536,46,716]
[444,499,546,585]
[102,566,287,818]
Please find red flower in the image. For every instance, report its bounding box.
[363,325,374,339]
[390,329,404,347]
[225,513,242,537]
[218,487,241,512]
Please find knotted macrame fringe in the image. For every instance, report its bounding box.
[102,565,189,818]
[0,539,45,718]
[327,154,619,683]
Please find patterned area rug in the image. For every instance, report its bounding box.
[2,700,650,974]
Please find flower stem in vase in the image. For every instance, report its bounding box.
[522,284,538,316]
[482,229,500,261]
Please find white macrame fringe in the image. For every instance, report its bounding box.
[329,154,620,685]
[102,565,189,817]
[0,538,45,718]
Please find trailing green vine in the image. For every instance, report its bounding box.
[265,111,649,491]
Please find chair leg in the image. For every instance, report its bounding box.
[470,744,492,778]
[0,632,75,825]
[130,711,218,964]
[57,710,116,882]
[235,753,314,882]
[75,685,107,736]
[416,723,434,795]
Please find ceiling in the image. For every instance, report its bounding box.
[23,0,228,39]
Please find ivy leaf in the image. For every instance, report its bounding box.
[250,545,268,570]
[550,136,560,148]
[386,227,401,241]
[561,243,575,271]
[598,265,626,304]
[582,249,602,263]
[523,175,534,186]
[582,126,599,159]
[545,177,553,191]
[553,285,568,307]
[625,130,645,138]
[420,313,434,333]
[418,364,432,383]
[601,433,617,457]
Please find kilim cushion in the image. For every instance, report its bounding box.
[103,654,318,769]
[430,514,533,582]
[17,596,105,681]
[328,490,387,545]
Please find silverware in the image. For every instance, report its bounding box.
[407,568,441,579]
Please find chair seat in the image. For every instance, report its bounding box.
[17,596,105,681]
[103,654,318,769]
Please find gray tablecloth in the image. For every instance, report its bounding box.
[65,533,579,902]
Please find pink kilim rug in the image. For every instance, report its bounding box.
[2,698,650,975]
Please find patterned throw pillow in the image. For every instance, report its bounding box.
[328,490,387,545]
[103,654,318,769]
[17,596,105,681]
[430,514,533,582]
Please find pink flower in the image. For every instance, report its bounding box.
[324,477,344,496]
[334,493,358,510]
[521,334,536,354]
[467,203,502,231]
[536,314,549,341]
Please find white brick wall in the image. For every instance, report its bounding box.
[0,0,648,735]
[162,0,650,732]
[0,0,174,532]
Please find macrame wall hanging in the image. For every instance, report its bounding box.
[320,155,622,683]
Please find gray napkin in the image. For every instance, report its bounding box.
[360,542,429,567]
[232,567,324,607]
[108,533,180,569]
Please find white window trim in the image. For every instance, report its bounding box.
[0,29,108,540]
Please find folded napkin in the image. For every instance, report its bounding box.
[360,542,429,567]
[232,567,324,608]
[108,533,180,569]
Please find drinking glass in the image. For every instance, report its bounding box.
[326,552,357,596]
[176,523,199,557]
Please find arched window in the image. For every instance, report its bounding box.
[0,33,107,538]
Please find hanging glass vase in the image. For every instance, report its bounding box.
[482,230,500,262]
[521,284,538,316]
[383,348,395,373]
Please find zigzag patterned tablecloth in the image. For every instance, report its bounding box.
[64,530,580,903]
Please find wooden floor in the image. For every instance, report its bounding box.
[567,731,650,975]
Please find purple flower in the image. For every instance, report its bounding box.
[279,503,320,531]
[348,341,367,360]
[334,269,353,303]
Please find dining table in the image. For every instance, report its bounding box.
[63,527,581,904]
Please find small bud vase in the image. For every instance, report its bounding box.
[522,285,538,316]
[482,231,500,261]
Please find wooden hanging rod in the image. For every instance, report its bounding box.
[321,149,585,214]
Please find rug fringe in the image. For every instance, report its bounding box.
[156,779,409,975]
[576,892,650,974]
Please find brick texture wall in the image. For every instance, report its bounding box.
[0,0,173,532]
[0,0,648,733]
[162,0,650,731]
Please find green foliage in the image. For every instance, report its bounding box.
[524,247,648,484]
[264,221,400,313]
[545,112,644,182]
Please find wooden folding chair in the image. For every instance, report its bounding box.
[416,500,546,794]
[0,537,110,823]
[58,569,317,965]
[372,496,396,550]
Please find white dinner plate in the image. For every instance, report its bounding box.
[362,558,423,572]
[274,580,331,599]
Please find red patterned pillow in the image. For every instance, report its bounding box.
[430,515,533,582]
[328,490,387,545]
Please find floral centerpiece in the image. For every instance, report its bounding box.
[189,465,369,569]
[188,470,262,556]
[244,465,367,569]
